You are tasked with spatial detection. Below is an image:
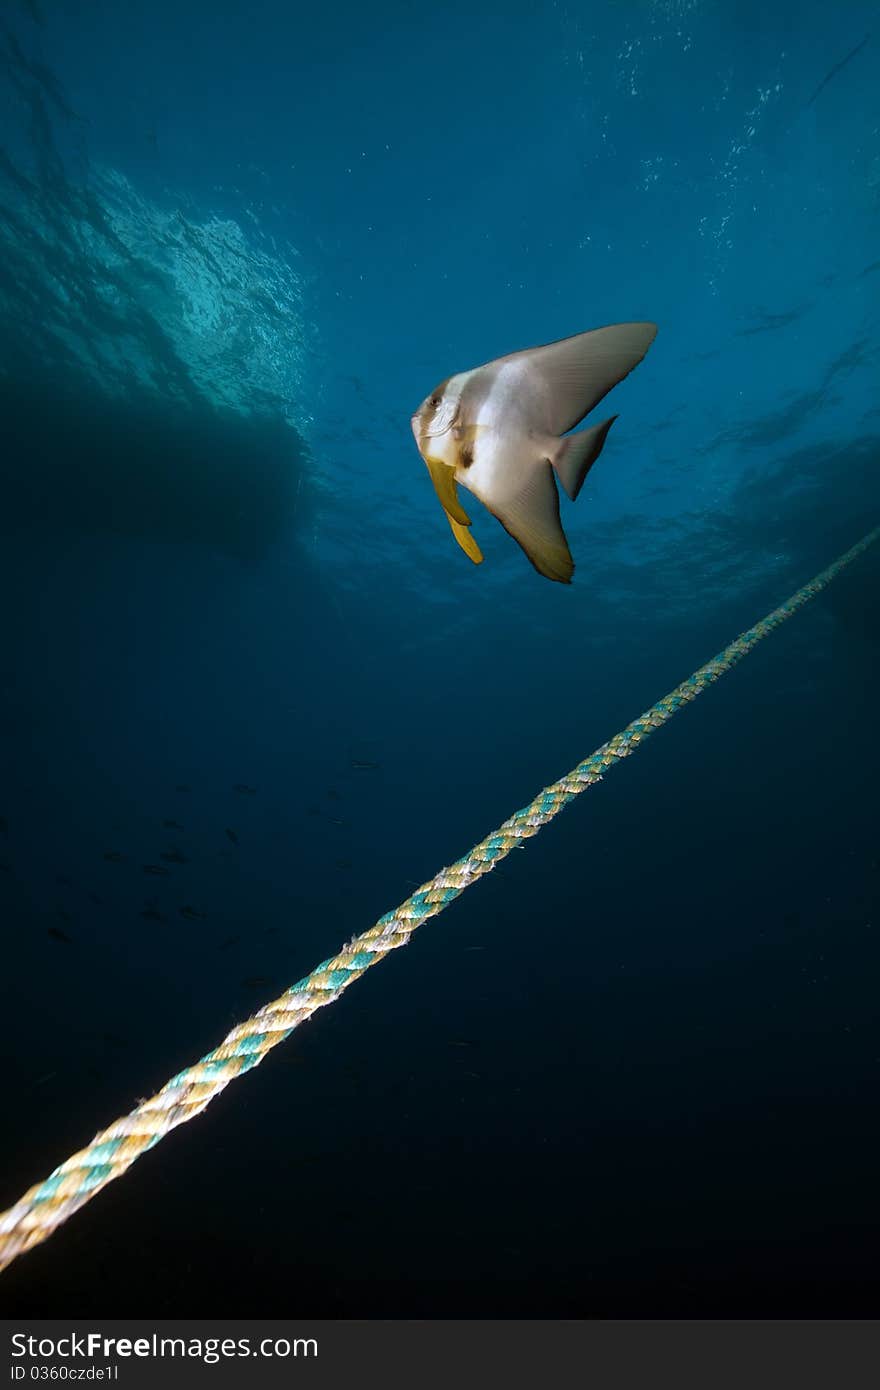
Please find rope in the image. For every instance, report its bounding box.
[1,523,877,1273]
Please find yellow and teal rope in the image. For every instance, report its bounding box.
[1,523,877,1274]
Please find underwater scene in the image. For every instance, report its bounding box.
[0,0,878,1317]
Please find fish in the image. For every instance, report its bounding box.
[350,759,379,770]
[140,907,166,922]
[143,863,171,876]
[162,819,184,830]
[219,934,241,950]
[410,322,657,583]
[47,926,73,944]
[180,905,206,921]
[175,784,191,793]
[160,849,188,864]
[225,827,239,845]
[805,33,870,107]
[233,784,257,795]
[103,850,125,862]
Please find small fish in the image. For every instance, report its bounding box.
[219,934,240,950]
[225,827,239,845]
[410,322,657,582]
[140,907,166,922]
[242,975,271,988]
[233,784,257,795]
[143,863,170,876]
[328,816,345,826]
[335,858,352,871]
[448,1038,479,1049]
[47,926,73,944]
[180,905,206,921]
[162,819,184,830]
[160,849,188,864]
[350,759,379,770]
[175,784,191,793]
[56,909,73,922]
[326,789,341,801]
[103,851,125,862]
[805,33,871,107]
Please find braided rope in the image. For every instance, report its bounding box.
[2,524,877,1273]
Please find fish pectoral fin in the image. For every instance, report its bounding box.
[446,512,484,565]
[424,455,472,527]
[453,422,487,445]
[487,460,574,584]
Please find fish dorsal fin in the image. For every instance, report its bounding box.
[484,460,574,584]
[552,415,617,501]
[502,322,657,436]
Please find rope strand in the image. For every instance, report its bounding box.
[2,523,877,1273]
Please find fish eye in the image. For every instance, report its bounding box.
[430,395,441,408]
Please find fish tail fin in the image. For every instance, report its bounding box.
[551,416,617,502]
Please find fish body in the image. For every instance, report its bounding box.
[411,322,657,582]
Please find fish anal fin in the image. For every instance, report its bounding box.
[488,460,574,584]
[551,415,617,501]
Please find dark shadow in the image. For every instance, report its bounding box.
[0,371,309,558]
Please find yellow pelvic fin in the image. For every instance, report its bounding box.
[424,455,471,527]
[446,513,484,565]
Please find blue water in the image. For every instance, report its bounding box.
[1,0,878,1315]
